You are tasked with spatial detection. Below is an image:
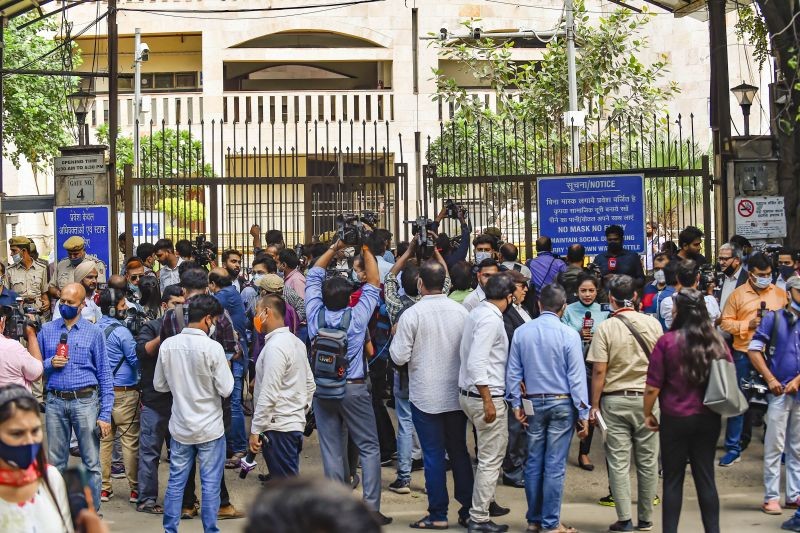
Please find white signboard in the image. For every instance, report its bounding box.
[54,154,105,176]
[734,196,787,239]
[67,176,96,204]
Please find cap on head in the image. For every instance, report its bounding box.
[786,275,800,292]
[256,273,284,294]
[8,236,30,249]
[63,236,86,252]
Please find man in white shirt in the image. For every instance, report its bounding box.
[459,273,516,533]
[717,242,747,312]
[660,260,720,329]
[391,260,474,529]
[643,221,666,273]
[463,259,500,312]
[154,239,184,294]
[249,294,315,478]
[500,243,532,282]
[154,295,234,533]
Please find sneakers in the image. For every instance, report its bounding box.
[763,500,783,515]
[636,521,653,531]
[129,490,139,503]
[111,462,126,479]
[719,451,741,467]
[388,478,411,494]
[100,490,113,502]
[609,520,633,532]
[782,516,800,531]
[598,493,615,507]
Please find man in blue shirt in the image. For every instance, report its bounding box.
[38,282,113,510]
[96,288,140,504]
[748,276,800,522]
[506,284,589,533]
[209,267,249,468]
[306,238,391,526]
[527,236,567,294]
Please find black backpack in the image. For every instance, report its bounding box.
[311,309,352,400]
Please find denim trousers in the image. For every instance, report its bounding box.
[262,430,303,479]
[503,402,527,484]
[411,403,474,523]
[137,404,171,506]
[45,390,103,510]
[764,393,800,502]
[523,398,575,530]
[226,360,247,455]
[724,351,754,454]
[394,393,421,482]
[163,435,226,533]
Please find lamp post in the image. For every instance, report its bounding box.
[730,82,759,136]
[67,89,96,146]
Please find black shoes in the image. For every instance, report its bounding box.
[468,519,509,532]
[489,502,510,517]
[411,458,424,471]
[501,474,524,488]
[374,512,393,526]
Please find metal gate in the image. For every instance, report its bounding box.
[424,113,713,260]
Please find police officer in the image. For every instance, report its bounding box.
[6,236,50,314]
[49,236,107,298]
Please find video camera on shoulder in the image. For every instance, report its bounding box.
[335,210,377,247]
[191,234,218,267]
[444,199,467,220]
[405,217,436,261]
[698,263,717,292]
[2,298,40,341]
[124,307,149,336]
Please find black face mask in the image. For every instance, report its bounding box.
[607,241,623,254]
[723,264,736,277]
[779,265,796,281]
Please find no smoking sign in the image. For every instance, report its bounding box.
[737,199,754,218]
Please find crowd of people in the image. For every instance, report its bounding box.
[1,208,800,533]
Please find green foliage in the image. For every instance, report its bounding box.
[734,3,770,71]
[3,14,81,172]
[156,197,205,224]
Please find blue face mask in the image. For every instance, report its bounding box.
[59,303,80,320]
[0,439,40,469]
[69,257,83,267]
[792,300,800,313]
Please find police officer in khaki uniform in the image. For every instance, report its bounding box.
[5,236,50,314]
[48,236,107,298]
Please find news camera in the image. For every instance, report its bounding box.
[405,217,436,261]
[1,298,40,341]
[444,199,467,220]
[191,234,218,267]
[697,263,720,293]
[124,307,149,337]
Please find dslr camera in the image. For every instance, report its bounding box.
[406,217,436,260]
[124,307,149,337]
[1,299,40,341]
[444,199,467,220]
[335,211,376,247]
[191,234,218,267]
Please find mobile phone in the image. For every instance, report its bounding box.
[63,465,93,530]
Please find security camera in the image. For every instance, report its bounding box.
[137,43,150,62]
[439,27,448,40]
[472,27,482,40]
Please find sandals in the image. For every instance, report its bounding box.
[136,503,164,514]
[409,516,449,530]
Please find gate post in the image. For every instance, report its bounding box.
[123,164,134,259]
[395,163,408,243]
[701,155,713,258]
[523,177,534,259]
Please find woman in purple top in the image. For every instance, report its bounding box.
[643,288,731,533]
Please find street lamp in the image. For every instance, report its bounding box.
[67,88,96,146]
[730,82,759,136]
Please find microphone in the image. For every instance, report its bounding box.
[758,301,767,319]
[239,433,268,479]
[56,333,69,359]
[582,311,594,331]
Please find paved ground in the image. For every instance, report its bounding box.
[96,422,792,533]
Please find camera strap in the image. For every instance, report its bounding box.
[763,310,782,364]
[613,313,654,359]
[103,323,127,376]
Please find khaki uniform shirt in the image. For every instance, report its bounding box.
[50,256,107,290]
[586,310,663,393]
[5,260,48,310]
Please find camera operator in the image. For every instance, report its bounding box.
[154,239,183,293]
[306,238,391,525]
[134,284,183,514]
[175,240,194,263]
[433,205,471,269]
[96,288,140,504]
[5,236,48,315]
[0,304,42,389]
[659,260,720,330]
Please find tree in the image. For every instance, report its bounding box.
[736,1,800,247]
[2,13,81,177]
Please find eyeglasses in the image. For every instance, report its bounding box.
[129,275,141,281]
[718,257,734,262]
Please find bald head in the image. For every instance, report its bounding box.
[208,267,233,292]
[419,259,447,293]
[61,283,86,306]
[108,275,127,291]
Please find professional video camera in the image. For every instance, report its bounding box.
[697,263,719,292]
[406,217,436,260]
[191,234,218,267]
[124,308,149,337]
[443,199,467,220]
[1,298,40,341]
[741,370,769,417]
[335,211,377,247]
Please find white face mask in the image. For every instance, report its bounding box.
[753,276,771,290]
[10,254,21,264]
[207,323,216,338]
[475,251,492,264]
[654,270,666,285]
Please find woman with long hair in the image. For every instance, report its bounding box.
[138,275,162,319]
[643,288,731,533]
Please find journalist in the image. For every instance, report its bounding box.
[0,304,43,390]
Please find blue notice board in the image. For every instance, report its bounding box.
[54,205,112,270]
[537,174,645,256]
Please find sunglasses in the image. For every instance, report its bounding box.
[129,275,142,281]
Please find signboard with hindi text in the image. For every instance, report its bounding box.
[54,205,111,270]
[537,174,646,256]
[734,196,787,239]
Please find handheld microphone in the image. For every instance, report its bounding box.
[56,333,69,359]
[758,301,767,319]
[582,311,594,331]
[239,433,268,479]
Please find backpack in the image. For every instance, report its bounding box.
[369,302,393,359]
[311,309,352,400]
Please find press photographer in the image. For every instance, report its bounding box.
[0,304,43,390]
[406,217,436,261]
[433,201,471,268]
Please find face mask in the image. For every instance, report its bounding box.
[10,254,20,264]
[779,266,795,281]
[654,270,666,285]
[0,440,40,470]
[475,251,492,264]
[207,323,216,338]
[791,300,800,313]
[59,303,80,320]
[128,282,141,295]
[277,271,285,279]
[607,241,623,254]
[69,257,83,267]
[252,273,264,284]
[253,312,265,334]
[723,264,736,277]
[752,275,771,290]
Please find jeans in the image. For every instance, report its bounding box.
[503,402,527,484]
[724,351,753,454]
[100,389,140,492]
[226,360,247,455]
[369,356,396,460]
[523,398,575,530]
[314,383,382,511]
[262,431,303,478]
[764,393,800,502]
[45,390,103,510]
[411,404,474,523]
[394,394,420,482]
[163,435,225,533]
[182,461,231,509]
[137,404,170,506]
[660,413,721,533]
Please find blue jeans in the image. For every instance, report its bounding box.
[45,390,102,510]
[226,360,247,455]
[724,351,753,454]
[411,404,474,522]
[163,435,225,533]
[523,398,576,530]
[395,395,414,482]
[137,404,170,506]
[262,431,303,479]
